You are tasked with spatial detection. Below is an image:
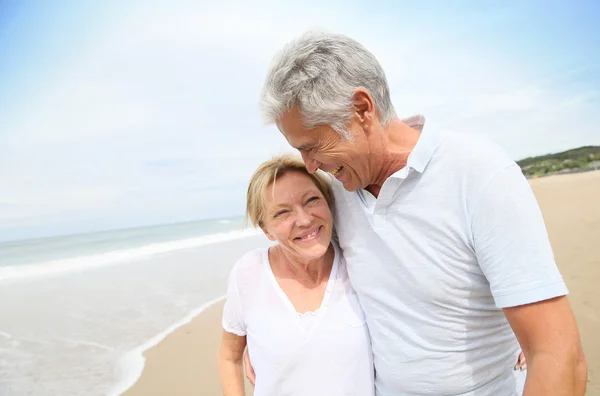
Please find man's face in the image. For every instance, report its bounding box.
[277,107,372,191]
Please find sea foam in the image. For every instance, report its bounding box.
[0,229,262,282]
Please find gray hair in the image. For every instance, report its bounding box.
[259,30,396,138]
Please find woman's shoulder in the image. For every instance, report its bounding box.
[229,247,268,282]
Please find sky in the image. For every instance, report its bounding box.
[1,0,599,241]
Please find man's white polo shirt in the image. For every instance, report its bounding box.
[332,123,568,395]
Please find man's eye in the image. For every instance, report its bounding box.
[299,146,316,153]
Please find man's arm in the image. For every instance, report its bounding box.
[470,163,587,395]
[504,296,587,395]
[218,330,247,396]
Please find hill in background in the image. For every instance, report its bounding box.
[517,146,600,178]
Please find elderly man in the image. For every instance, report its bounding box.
[253,31,587,395]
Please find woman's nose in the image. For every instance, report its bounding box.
[295,208,312,226]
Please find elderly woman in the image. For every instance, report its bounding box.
[217,154,373,395]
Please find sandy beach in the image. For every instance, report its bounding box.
[122,299,254,396]
[123,170,600,396]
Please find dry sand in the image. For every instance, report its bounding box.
[124,170,600,396]
[122,299,254,396]
[529,171,600,395]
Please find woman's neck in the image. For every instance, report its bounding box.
[271,244,334,286]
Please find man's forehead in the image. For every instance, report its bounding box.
[278,126,315,151]
[276,110,323,150]
[277,108,302,131]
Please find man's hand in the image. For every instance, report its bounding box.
[514,351,527,371]
[244,348,256,387]
[504,296,587,395]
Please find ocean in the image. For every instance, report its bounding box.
[0,217,271,396]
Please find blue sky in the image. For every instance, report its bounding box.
[1,0,599,241]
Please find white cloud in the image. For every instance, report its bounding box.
[1,0,598,240]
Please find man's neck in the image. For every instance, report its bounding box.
[365,119,421,198]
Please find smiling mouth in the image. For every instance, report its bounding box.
[295,226,323,241]
[330,165,343,176]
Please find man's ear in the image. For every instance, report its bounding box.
[352,88,375,128]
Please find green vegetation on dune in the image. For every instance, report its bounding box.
[517,146,600,177]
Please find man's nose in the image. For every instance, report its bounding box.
[300,151,321,174]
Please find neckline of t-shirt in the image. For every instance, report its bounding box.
[263,243,339,327]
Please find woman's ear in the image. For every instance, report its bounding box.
[261,226,276,241]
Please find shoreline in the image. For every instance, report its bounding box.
[121,298,255,396]
[0,228,263,283]
[113,296,227,396]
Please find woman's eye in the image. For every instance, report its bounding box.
[306,196,320,205]
[274,210,289,218]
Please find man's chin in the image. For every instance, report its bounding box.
[332,175,360,191]
[341,180,360,192]
[338,179,361,192]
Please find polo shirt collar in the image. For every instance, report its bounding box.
[401,114,441,174]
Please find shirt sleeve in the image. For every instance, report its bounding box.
[471,164,568,308]
[222,266,247,336]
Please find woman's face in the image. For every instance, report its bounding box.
[261,171,333,262]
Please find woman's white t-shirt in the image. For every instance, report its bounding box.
[222,241,374,396]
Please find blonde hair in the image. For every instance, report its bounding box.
[246,154,333,228]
